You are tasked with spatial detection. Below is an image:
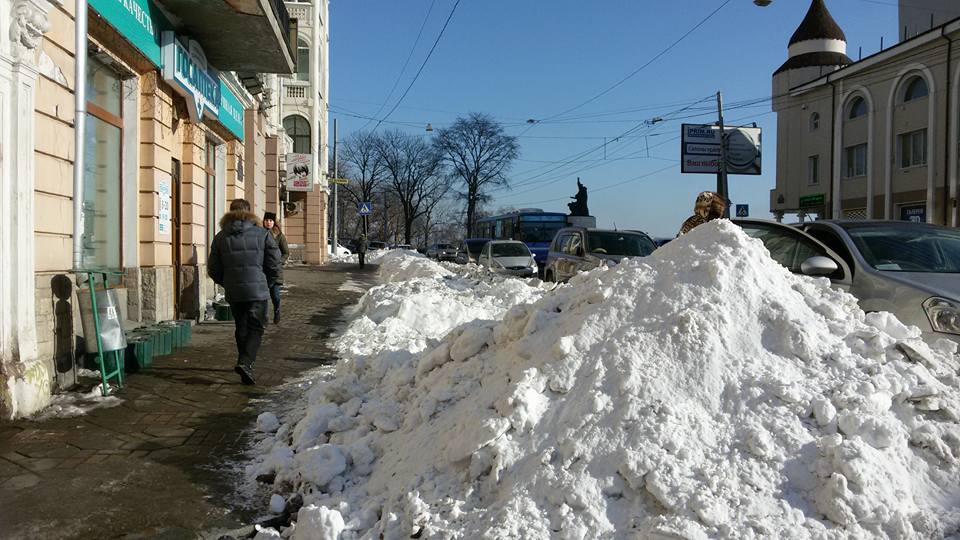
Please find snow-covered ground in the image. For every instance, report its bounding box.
[246,221,960,539]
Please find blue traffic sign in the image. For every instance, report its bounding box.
[358,202,373,216]
[736,204,749,218]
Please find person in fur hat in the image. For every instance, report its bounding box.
[678,191,727,236]
[208,199,281,385]
[262,211,289,323]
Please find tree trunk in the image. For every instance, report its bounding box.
[466,185,477,237]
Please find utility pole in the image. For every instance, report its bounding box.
[716,91,730,218]
[332,118,338,252]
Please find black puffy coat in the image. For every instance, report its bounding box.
[208,211,281,303]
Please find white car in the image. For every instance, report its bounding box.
[328,243,352,257]
[478,240,538,278]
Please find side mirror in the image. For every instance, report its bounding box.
[800,256,838,276]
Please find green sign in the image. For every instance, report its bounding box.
[90,0,246,141]
[799,193,826,208]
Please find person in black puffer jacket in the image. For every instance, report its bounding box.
[208,199,281,385]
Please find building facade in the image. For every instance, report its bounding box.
[0,0,329,418]
[771,0,960,226]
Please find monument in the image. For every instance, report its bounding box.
[567,178,597,228]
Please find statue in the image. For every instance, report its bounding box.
[567,178,590,216]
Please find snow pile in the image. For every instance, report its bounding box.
[249,221,960,539]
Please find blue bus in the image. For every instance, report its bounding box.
[476,209,569,265]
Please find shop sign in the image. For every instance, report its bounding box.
[285,153,314,192]
[900,204,926,223]
[161,32,220,123]
[681,124,762,175]
[88,0,169,66]
[158,178,171,235]
[799,193,826,209]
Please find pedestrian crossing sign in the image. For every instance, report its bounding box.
[358,202,373,216]
[736,204,749,218]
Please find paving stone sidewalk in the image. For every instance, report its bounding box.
[0,264,377,540]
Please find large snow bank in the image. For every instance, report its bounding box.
[250,222,960,539]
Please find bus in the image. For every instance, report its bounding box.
[476,209,569,265]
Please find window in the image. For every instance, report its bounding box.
[296,39,310,82]
[82,55,124,271]
[808,155,820,185]
[205,140,218,249]
[566,234,583,256]
[738,223,838,277]
[848,96,867,120]
[903,77,929,102]
[898,129,927,168]
[843,143,867,178]
[810,112,820,131]
[283,115,311,154]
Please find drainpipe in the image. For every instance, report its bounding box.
[828,80,837,220]
[944,34,953,225]
[72,0,88,271]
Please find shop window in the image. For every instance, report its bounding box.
[297,39,310,82]
[82,55,124,271]
[903,77,929,102]
[847,96,867,120]
[808,155,820,185]
[843,143,867,178]
[283,115,311,154]
[898,129,927,168]
[205,139,218,249]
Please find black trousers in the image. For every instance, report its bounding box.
[358,252,366,267]
[269,283,281,313]
[230,300,268,369]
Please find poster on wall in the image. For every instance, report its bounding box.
[158,179,171,234]
[285,153,314,192]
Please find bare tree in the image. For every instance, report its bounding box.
[377,130,449,244]
[433,112,519,237]
[340,132,387,237]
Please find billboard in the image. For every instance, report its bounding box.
[681,124,762,175]
[285,153,314,192]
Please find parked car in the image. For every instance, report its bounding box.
[544,228,656,282]
[426,243,458,261]
[477,240,538,278]
[392,244,413,250]
[795,220,960,343]
[652,237,674,249]
[327,243,351,257]
[732,219,847,280]
[368,241,388,251]
[455,238,492,264]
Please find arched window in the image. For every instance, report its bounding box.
[283,115,311,154]
[810,112,820,131]
[847,96,867,120]
[297,39,310,82]
[903,77,929,102]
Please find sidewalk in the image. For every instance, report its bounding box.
[0,264,377,540]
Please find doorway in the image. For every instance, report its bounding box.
[171,158,182,318]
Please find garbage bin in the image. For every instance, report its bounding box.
[78,288,128,353]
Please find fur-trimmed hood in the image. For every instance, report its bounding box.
[220,210,261,231]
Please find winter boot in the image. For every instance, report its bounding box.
[235,364,256,385]
[273,308,280,324]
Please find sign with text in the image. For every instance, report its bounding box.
[681,124,762,175]
[158,179,171,234]
[161,32,220,123]
[899,204,926,223]
[799,193,826,209]
[285,153,314,192]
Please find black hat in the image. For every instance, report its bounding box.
[263,212,277,221]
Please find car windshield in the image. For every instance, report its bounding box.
[586,232,655,257]
[437,243,454,249]
[491,243,530,258]
[844,224,960,273]
[466,240,489,255]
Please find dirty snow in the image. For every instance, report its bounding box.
[248,222,960,539]
[32,384,123,420]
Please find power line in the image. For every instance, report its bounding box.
[371,0,463,132]
[358,0,439,132]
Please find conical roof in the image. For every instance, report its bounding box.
[789,0,846,45]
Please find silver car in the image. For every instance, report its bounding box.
[798,220,960,344]
[455,238,492,265]
[544,227,656,283]
[426,242,458,261]
[477,241,538,277]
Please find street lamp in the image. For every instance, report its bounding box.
[754,0,772,6]
[425,123,434,133]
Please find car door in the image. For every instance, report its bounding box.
[566,232,586,279]
[735,221,850,286]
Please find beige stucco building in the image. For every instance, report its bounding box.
[0,0,330,418]
[771,0,960,226]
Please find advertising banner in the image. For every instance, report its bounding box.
[681,124,762,175]
[285,153,314,192]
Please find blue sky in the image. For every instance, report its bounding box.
[329,0,900,237]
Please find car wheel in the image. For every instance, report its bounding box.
[544,270,555,283]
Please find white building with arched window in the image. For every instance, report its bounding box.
[771,0,960,226]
